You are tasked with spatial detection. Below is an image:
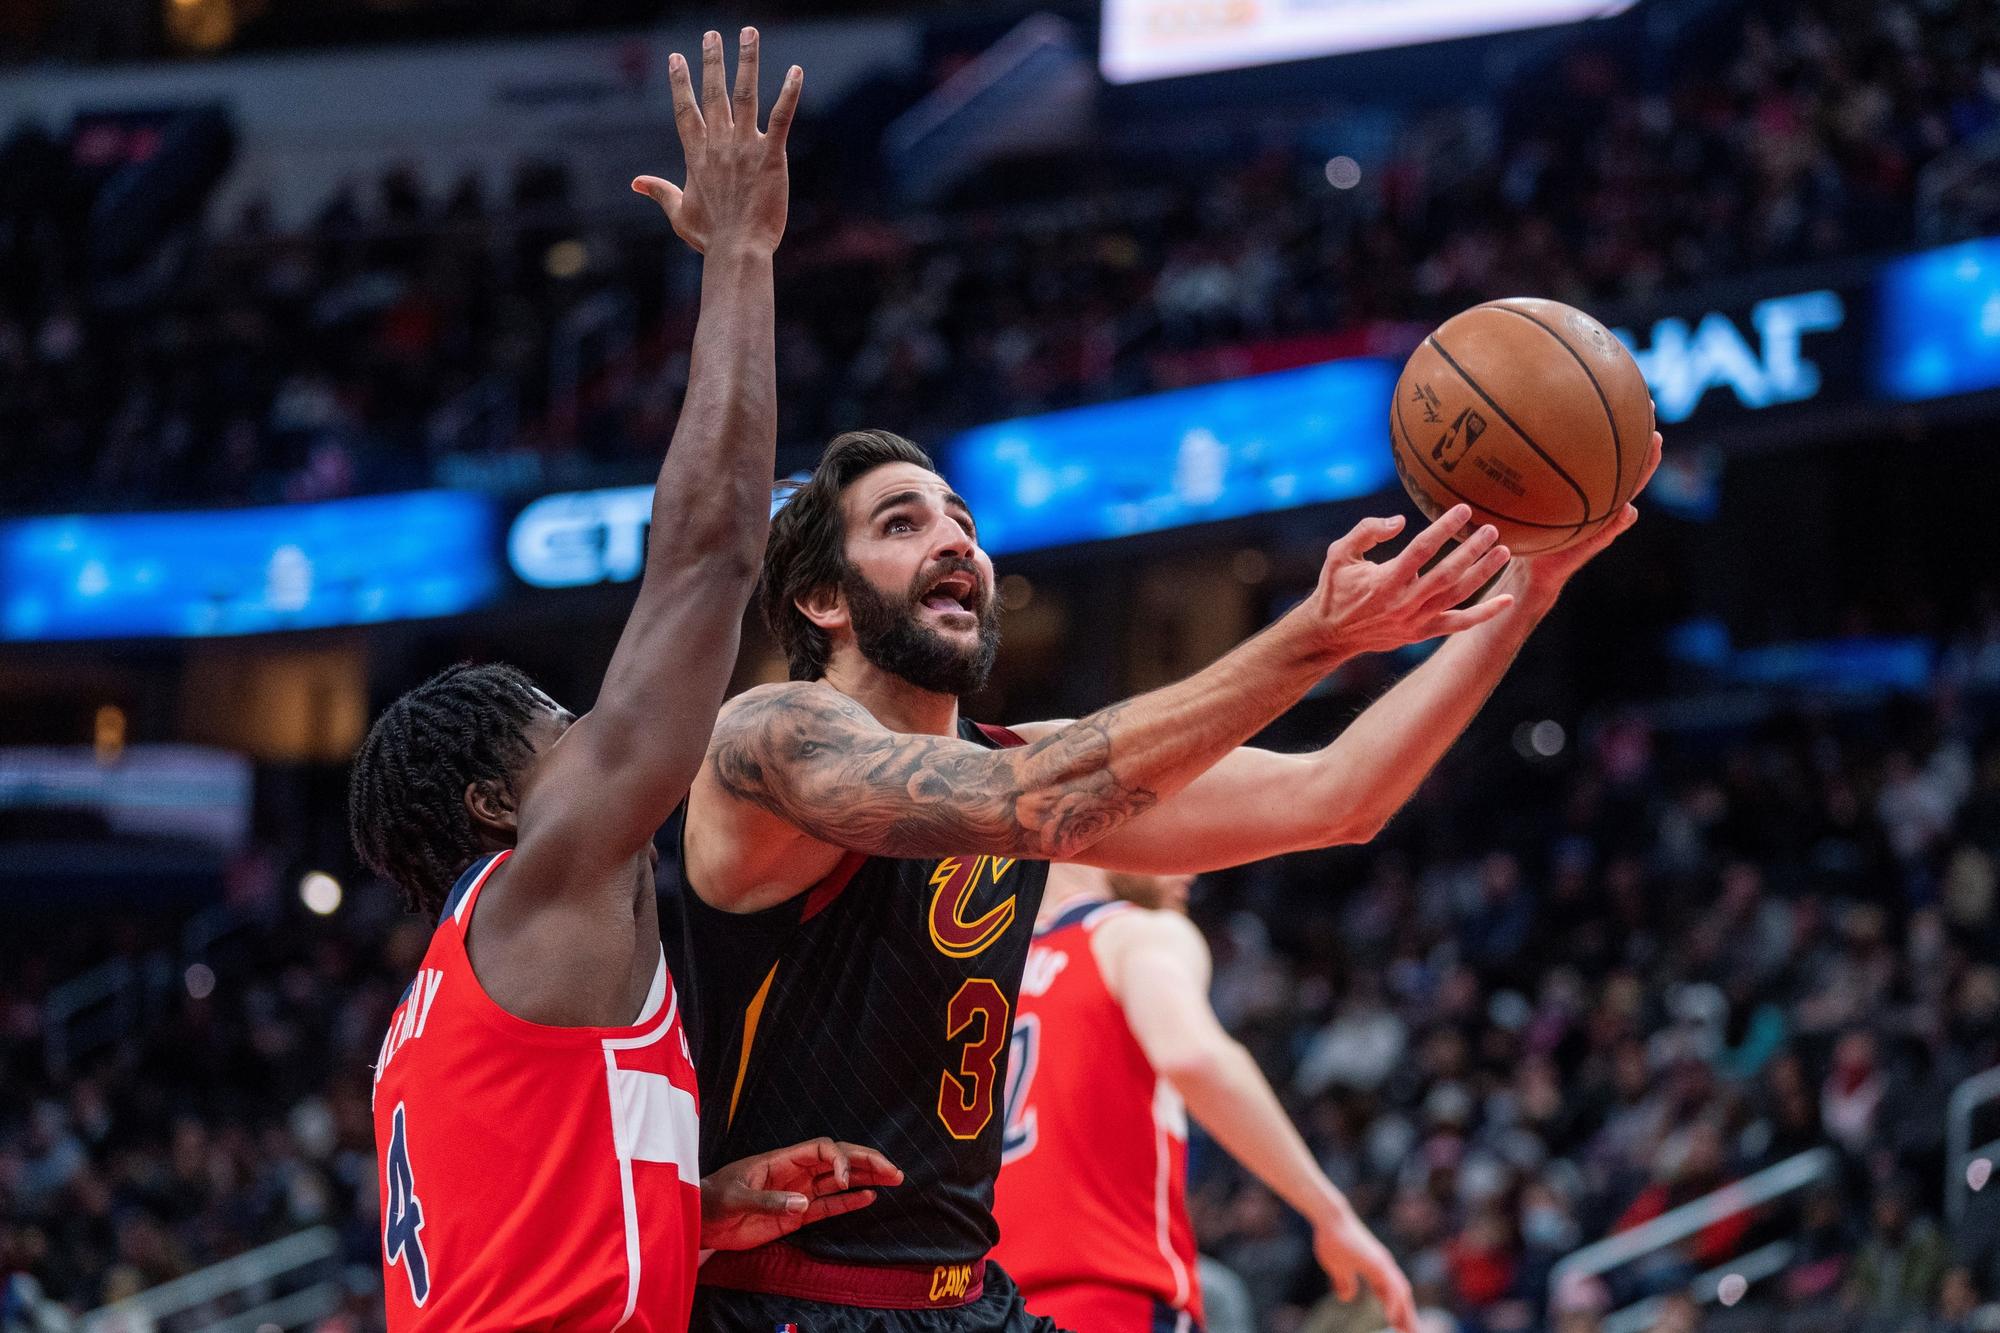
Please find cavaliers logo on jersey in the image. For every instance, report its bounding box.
[927,855,1018,958]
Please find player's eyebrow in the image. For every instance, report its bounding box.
[869,489,918,519]
[868,486,977,531]
[869,489,932,521]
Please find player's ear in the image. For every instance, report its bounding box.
[464,778,519,838]
[795,582,847,634]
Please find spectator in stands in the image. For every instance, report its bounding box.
[1,0,1995,512]
[1845,1178,1950,1319]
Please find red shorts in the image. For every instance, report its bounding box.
[1021,1282,1202,1333]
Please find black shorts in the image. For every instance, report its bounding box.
[690,1261,1070,1333]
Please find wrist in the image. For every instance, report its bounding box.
[1307,1186,1357,1233]
[1501,562,1564,617]
[701,240,778,269]
[1272,607,1357,677]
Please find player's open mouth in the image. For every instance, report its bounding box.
[919,572,980,619]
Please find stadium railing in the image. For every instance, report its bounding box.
[1546,1146,1838,1333]
[44,903,245,1077]
[1948,1065,2000,1230]
[78,1227,341,1333]
[1919,123,2000,245]
[881,13,1094,203]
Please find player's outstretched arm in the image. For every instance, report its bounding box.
[699,506,1508,877]
[1094,910,1418,1333]
[519,31,802,870]
[1058,431,1663,874]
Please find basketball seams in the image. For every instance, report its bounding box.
[1391,365,1598,531]
[1390,386,1589,552]
[1485,302,1625,514]
[1424,334,1594,527]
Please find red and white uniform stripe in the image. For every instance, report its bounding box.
[372,850,702,1331]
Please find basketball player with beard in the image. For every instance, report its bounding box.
[672,427,1658,1331]
[991,863,1417,1333]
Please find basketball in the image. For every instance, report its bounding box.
[1391,298,1654,556]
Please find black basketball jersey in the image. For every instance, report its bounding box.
[672,716,1051,1267]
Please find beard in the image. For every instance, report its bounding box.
[841,559,1002,698]
[1107,871,1188,914]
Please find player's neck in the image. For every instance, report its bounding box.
[822,655,960,736]
[1035,878,1112,928]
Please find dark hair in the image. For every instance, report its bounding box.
[762,429,937,680]
[347,661,548,918]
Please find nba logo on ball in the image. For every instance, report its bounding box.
[775,1324,800,1332]
[1393,297,1654,556]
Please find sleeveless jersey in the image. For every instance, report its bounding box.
[372,850,702,1331]
[675,717,1050,1270]
[990,899,1205,1327]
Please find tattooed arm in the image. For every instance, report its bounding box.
[685,505,1519,910]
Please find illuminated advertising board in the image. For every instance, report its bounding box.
[1874,235,2000,403]
[1101,0,1638,84]
[944,356,1400,555]
[0,491,502,641]
[1611,289,1850,426]
[10,234,2000,640]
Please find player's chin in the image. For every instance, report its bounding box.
[920,605,983,637]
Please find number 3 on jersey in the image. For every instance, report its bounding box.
[938,979,1010,1139]
[384,1102,431,1305]
[1000,1014,1040,1164]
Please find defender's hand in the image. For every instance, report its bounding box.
[700,1138,903,1251]
[632,27,802,256]
[1510,428,1664,604]
[1294,504,1515,658]
[1314,1208,1419,1333]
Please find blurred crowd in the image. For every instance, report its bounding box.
[8,658,2000,1331]
[2,0,1997,512]
[0,868,420,1332]
[1183,682,2000,1333]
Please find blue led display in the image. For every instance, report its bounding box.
[944,357,1401,556]
[0,491,503,641]
[1875,235,2000,402]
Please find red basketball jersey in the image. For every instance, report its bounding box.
[372,850,703,1331]
[991,899,1205,1329]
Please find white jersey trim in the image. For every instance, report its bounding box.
[452,851,509,925]
[601,952,695,1331]
[1082,899,1133,930]
[605,1049,644,1332]
[602,955,677,1050]
[1152,1074,1192,1309]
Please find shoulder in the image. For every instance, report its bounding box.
[712,681,884,749]
[716,679,857,725]
[1090,907,1211,990]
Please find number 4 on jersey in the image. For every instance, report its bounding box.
[384,1102,431,1305]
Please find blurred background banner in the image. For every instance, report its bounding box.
[946,354,1400,555]
[1875,235,2000,405]
[0,491,502,641]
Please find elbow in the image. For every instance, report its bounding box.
[660,467,770,572]
[1154,1038,1232,1092]
[1328,807,1393,846]
[670,513,767,585]
[698,533,765,586]
[1317,778,1404,845]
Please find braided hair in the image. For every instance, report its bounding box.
[347,661,549,918]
